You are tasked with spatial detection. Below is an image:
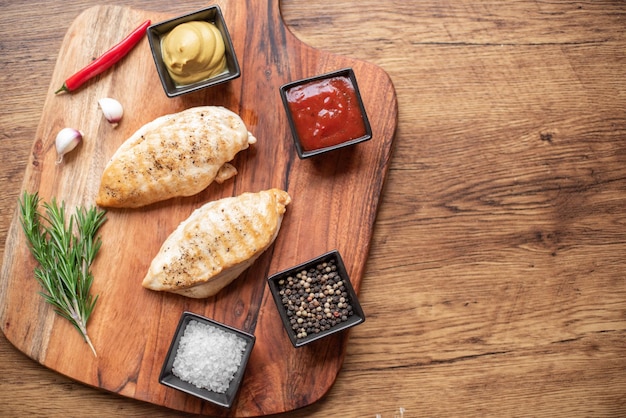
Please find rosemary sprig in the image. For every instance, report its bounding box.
[19,191,107,357]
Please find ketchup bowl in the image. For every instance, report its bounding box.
[280,68,372,159]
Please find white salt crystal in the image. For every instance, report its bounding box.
[172,320,248,394]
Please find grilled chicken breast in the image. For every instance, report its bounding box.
[96,106,256,208]
[142,189,291,298]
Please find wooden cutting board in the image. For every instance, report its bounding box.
[0,2,396,416]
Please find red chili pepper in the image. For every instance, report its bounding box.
[55,19,151,94]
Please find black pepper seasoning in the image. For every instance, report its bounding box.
[275,259,355,340]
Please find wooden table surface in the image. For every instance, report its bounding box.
[1,1,625,417]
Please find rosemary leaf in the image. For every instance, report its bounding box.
[19,191,106,357]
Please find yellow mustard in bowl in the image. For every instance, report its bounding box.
[161,21,227,85]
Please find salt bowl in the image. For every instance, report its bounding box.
[159,311,255,408]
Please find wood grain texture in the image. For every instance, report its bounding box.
[0,1,396,416]
[2,1,626,417]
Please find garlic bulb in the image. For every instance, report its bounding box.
[55,128,83,164]
[98,98,124,126]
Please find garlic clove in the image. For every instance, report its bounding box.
[98,97,124,127]
[55,127,83,164]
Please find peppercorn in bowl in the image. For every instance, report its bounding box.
[159,312,255,409]
[267,250,365,347]
[147,5,241,97]
[279,68,372,159]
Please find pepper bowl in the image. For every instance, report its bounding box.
[159,311,255,409]
[279,68,372,159]
[147,5,241,97]
[267,250,365,347]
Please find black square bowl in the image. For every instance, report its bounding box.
[267,250,365,347]
[147,5,241,97]
[279,68,372,159]
[159,312,255,409]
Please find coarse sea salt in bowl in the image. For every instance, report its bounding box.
[159,311,255,408]
[267,250,366,348]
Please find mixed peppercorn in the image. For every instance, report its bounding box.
[276,259,354,340]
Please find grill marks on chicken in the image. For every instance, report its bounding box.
[142,189,291,298]
[96,106,256,208]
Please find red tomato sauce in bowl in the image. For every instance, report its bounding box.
[284,75,368,152]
